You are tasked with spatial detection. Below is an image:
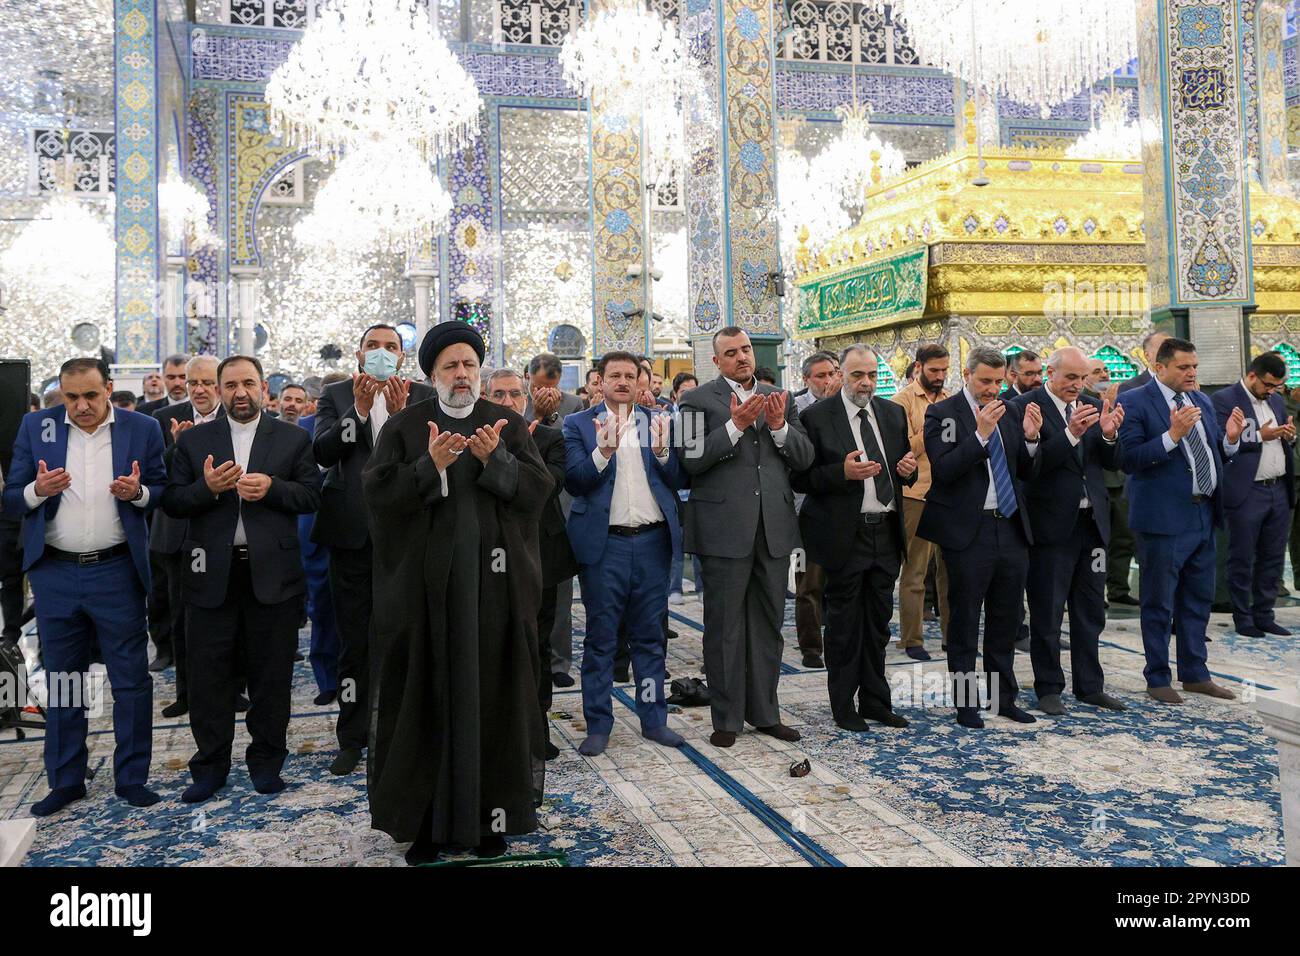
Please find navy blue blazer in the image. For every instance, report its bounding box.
[1,407,167,590]
[562,403,688,566]
[1211,381,1296,511]
[1118,379,1234,532]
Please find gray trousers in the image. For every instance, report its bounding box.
[699,532,787,733]
[549,577,575,674]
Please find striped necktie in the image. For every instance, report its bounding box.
[986,424,1018,516]
[1173,391,1215,494]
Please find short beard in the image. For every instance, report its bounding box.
[437,378,480,408]
[923,377,944,395]
[844,387,873,409]
[227,401,260,423]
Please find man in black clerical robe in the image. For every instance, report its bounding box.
[363,322,553,864]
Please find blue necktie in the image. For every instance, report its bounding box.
[1173,391,1215,495]
[986,424,1018,516]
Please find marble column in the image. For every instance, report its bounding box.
[230,265,261,357]
[1137,0,1256,385]
[407,261,438,345]
[114,0,161,366]
[161,255,187,358]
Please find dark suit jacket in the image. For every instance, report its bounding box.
[916,389,1038,550]
[161,415,322,608]
[1011,387,1122,546]
[1,408,166,590]
[1117,378,1233,532]
[311,377,434,550]
[532,423,579,587]
[1116,369,1152,395]
[1211,381,1297,510]
[791,392,914,572]
[150,401,226,554]
[136,397,168,418]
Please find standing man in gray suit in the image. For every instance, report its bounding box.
[524,351,587,687]
[678,327,815,747]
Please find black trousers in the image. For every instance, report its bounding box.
[147,549,172,657]
[186,556,299,783]
[328,542,373,750]
[1105,485,1136,599]
[537,583,556,726]
[942,513,1029,714]
[158,549,188,701]
[1026,509,1106,699]
[822,518,901,721]
[0,516,24,643]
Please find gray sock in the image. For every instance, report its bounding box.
[643,726,684,748]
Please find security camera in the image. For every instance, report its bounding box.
[649,267,664,282]
[626,264,643,279]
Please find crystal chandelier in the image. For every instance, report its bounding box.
[294,141,453,256]
[811,101,906,218]
[1065,88,1142,160]
[894,0,1137,116]
[265,0,481,161]
[159,177,221,250]
[559,0,689,121]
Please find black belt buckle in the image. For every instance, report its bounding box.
[984,508,1009,519]
[1258,478,1280,487]
[78,551,100,566]
[862,512,887,525]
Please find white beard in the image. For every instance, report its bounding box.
[436,378,480,408]
[844,388,874,409]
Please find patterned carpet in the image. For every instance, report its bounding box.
[1,582,1292,867]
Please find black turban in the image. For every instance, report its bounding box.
[418,321,486,377]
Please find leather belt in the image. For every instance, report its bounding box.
[609,522,666,537]
[1256,477,1283,487]
[45,543,129,566]
[232,546,251,560]
[861,512,889,525]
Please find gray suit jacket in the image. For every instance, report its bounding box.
[677,375,814,559]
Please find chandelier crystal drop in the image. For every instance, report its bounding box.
[265,0,482,161]
[894,0,1137,115]
[811,102,906,216]
[159,177,221,250]
[559,0,691,121]
[1065,88,1143,160]
[294,142,453,256]
[776,146,851,275]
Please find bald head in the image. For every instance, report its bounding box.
[1045,346,1091,402]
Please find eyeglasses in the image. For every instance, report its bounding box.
[491,389,525,401]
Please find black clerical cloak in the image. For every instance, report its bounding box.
[363,396,553,845]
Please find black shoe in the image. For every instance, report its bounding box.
[1014,637,1030,653]
[1108,594,1140,606]
[544,740,560,760]
[235,694,250,713]
[956,708,984,729]
[161,699,188,718]
[998,704,1037,724]
[313,689,337,706]
[182,777,226,803]
[863,709,908,728]
[1235,623,1266,637]
[251,772,286,795]
[904,645,932,662]
[666,629,679,641]
[475,833,508,859]
[405,839,444,866]
[801,653,825,669]
[31,784,86,817]
[1079,691,1126,711]
[1259,621,1292,636]
[330,747,363,776]
[1211,601,1233,614]
[551,672,575,688]
[613,668,629,683]
[835,715,870,732]
[115,784,161,808]
[1037,694,1066,716]
[148,653,173,673]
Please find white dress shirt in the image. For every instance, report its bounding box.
[193,406,219,425]
[435,400,475,497]
[723,377,789,447]
[963,387,1039,510]
[840,390,894,515]
[167,395,186,406]
[229,415,261,545]
[356,390,390,438]
[592,404,669,527]
[1240,381,1287,481]
[23,408,149,552]
[1155,380,1238,494]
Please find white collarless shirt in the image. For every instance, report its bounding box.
[358,390,390,438]
[1240,381,1286,481]
[592,404,668,527]
[229,415,260,545]
[840,390,894,515]
[23,408,150,552]
[722,377,789,447]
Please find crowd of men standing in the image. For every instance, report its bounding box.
[0,320,1294,863]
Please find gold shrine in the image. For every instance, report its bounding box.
[792,145,1300,381]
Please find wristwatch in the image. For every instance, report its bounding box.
[131,485,144,502]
